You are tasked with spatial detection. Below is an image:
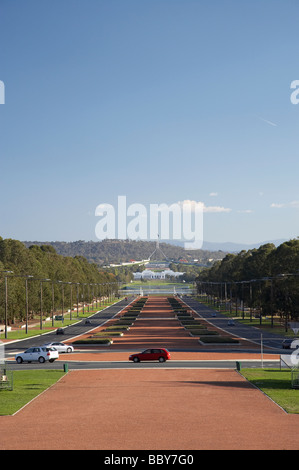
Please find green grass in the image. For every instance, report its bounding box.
[241,368,299,414]
[94,331,123,337]
[189,329,218,336]
[104,325,129,330]
[0,369,66,416]
[183,324,207,329]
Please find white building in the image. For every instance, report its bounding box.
[133,268,185,280]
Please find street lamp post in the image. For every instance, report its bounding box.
[99,283,103,307]
[51,281,55,327]
[229,282,234,314]
[87,284,90,312]
[25,276,32,334]
[69,282,73,321]
[57,281,65,321]
[234,282,238,316]
[10,274,33,334]
[76,283,80,318]
[37,279,51,330]
[0,270,13,339]
[82,283,86,315]
[241,282,245,319]
[4,275,8,338]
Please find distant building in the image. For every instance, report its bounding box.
[133,268,185,280]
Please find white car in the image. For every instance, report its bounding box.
[43,342,74,353]
[15,346,59,364]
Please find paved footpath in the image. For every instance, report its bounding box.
[1,296,298,450]
[1,368,299,450]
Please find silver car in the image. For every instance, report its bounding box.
[43,342,74,353]
[15,346,59,364]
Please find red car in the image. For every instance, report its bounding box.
[129,348,171,363]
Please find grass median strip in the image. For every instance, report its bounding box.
[199,336,239,343]
[73,337,112,344]
[240,368,299,414]
[94,331,123,337]
[0,369,66,416]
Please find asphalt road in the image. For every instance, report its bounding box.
[3,297,133,356]
[3,295,293,370]
[183,296,292,353]
[6,358,280,371]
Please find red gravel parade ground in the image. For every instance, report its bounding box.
[1,296,298,450]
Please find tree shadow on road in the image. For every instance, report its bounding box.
[149,379,253,389]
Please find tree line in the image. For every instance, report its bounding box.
[0,237,118,327]
[196,239,299,326]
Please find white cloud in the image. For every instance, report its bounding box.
[177,200,204,211]
[287,201,299,208]
[177,200,231,213]
[271,201,299,209]
[204,205,232,213]
[209,192,218,197]
[237,209,254,213]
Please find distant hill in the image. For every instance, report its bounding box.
[22,239,229,266]
[201,239,287,252]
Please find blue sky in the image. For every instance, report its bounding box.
[0,0,299,247]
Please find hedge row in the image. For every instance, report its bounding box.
[73,297,148,345]
[169,297,240,345]
[73,337,112,345]
[199,336,239,344]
